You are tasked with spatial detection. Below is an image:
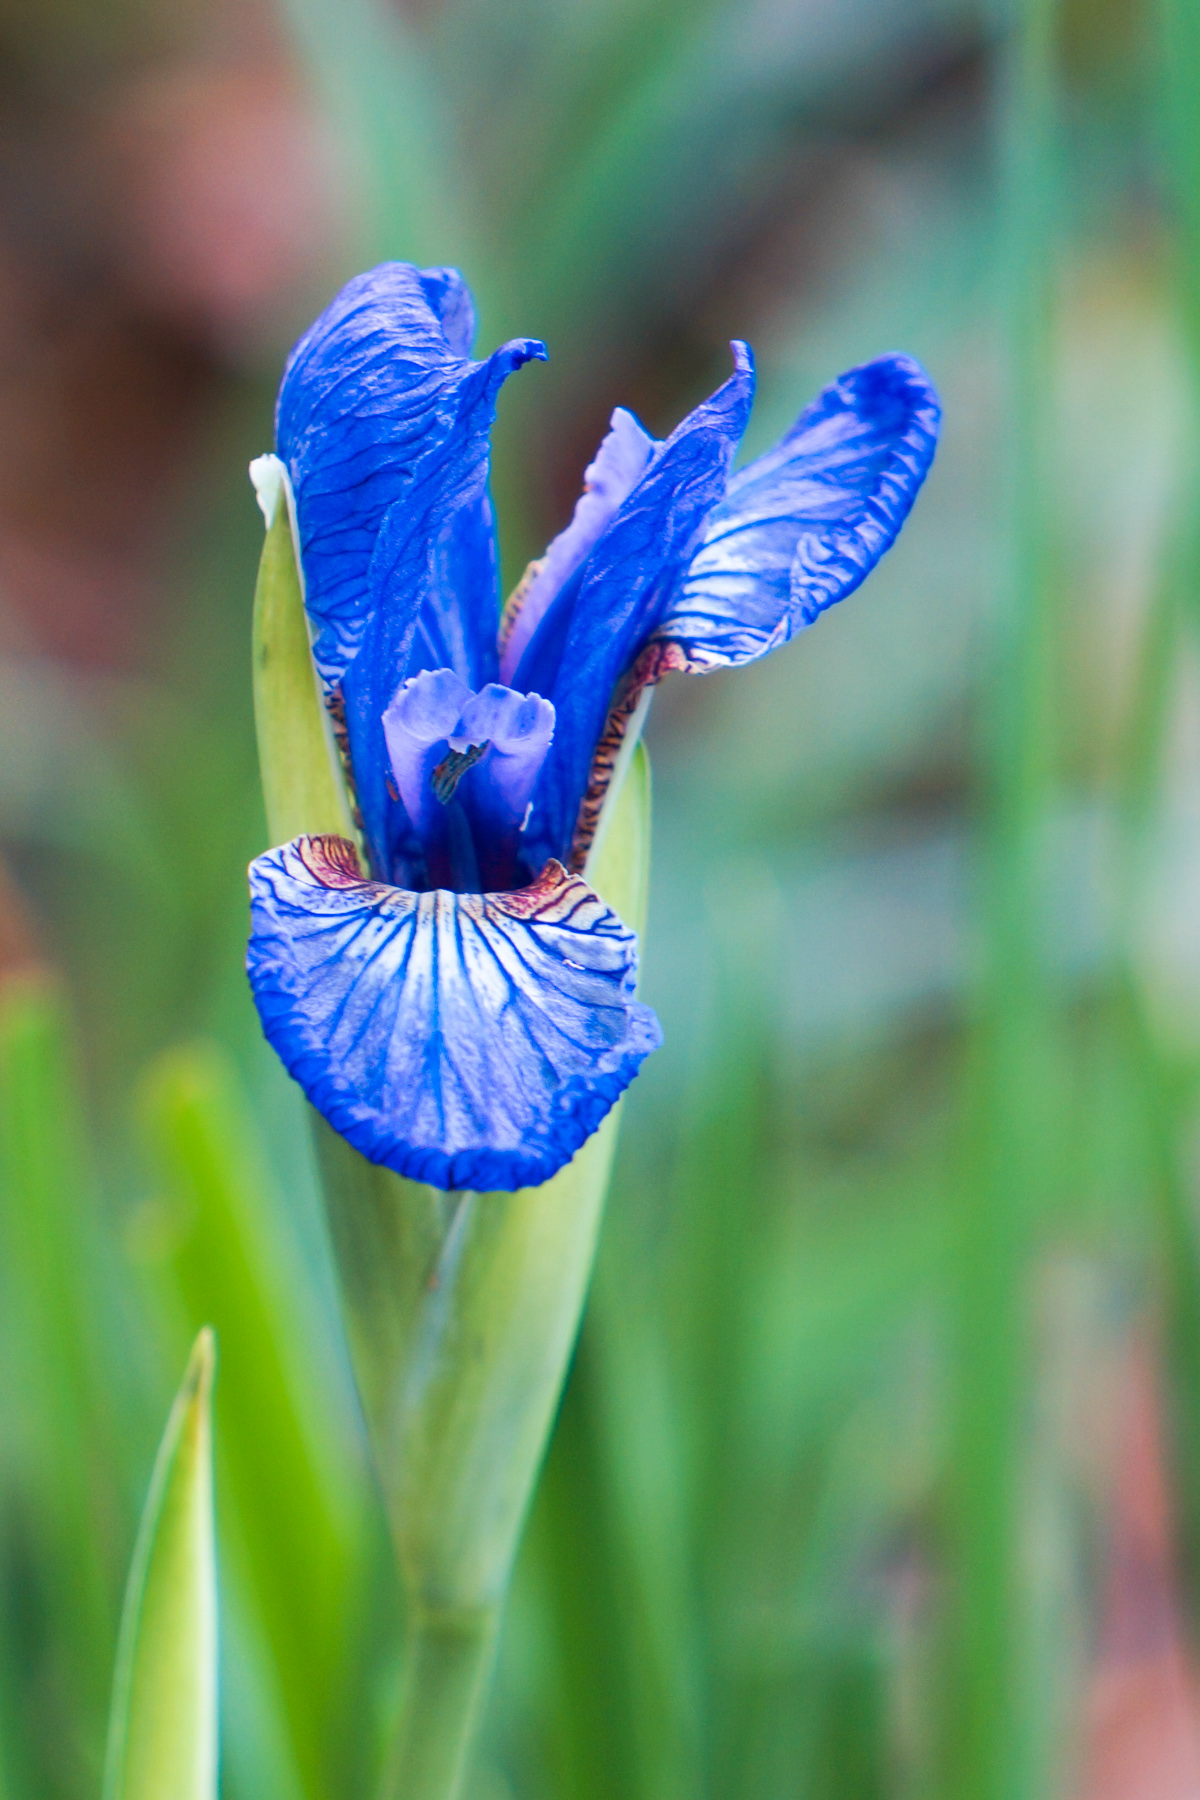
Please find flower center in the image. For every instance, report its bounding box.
[382,669,555,893]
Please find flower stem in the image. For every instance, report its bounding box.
[382,1605,500,1800]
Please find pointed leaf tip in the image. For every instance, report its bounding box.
[252,494,359,851]
[103,1328,219,1800]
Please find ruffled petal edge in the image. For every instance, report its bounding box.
[247,836,662,1192]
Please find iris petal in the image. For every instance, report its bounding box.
[519,343,755,871]
[454,686,557,890]
[246,836,662,1192]
[277,262,543,693]
[498,407,656,684]
[276,263,545,877]
[560,354,940,868]
[381,669,475,891]
[656,353,940,671]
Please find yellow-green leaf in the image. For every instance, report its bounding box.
[252,491,357,849]
[103,1329,218,1800]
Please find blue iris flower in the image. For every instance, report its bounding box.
[246,263,940,1192]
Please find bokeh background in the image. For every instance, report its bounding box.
[0,0,1197,1796]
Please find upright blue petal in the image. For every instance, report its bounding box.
[498,407,657,684]
[655,354,940,671]
[277,262,545,877]
[278,262,542,692]
[518,344,755,871]
[415,265,476,357]
[246,837,662,1192]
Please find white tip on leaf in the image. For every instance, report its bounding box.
[103,1328,219,1800]
[250,453,289,529]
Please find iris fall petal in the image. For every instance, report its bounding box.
[246,836,662,1192]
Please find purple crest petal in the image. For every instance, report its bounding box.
[246,836,662,1192]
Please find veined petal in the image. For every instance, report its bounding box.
[519,344,755,871]
[561,355,939,869]
[415,264,476,357]
[656,353,940,671]
[498,407,656,684]
[454,685,556,891]
[277,263,545,877]
[246,837,662,1192]
[276,262,545,696]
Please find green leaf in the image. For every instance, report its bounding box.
[138,1042,367,1800]
[103,1328,218,1800]
[0,973,120,1776]
[252,494,357,850]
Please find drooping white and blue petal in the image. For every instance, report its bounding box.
[654,354,940,671]
[246,836,661,1192]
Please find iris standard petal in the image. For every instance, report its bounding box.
[246,836,662,1192]
[276,261,545,695]
[415,265,476,357]
[497,407,656,684]
[278,263,545,878]
[519,343,755,872]
[654,353,940,672]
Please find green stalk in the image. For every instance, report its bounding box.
[250,492,652,1800]
[944,1,1059,1795]
[382,1606,500,1800]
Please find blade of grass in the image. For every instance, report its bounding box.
[944,0,1062,1794]
[1118,0,1200,1659]
[0,972,123,1785]
[103,1329,218,1800]
[138,1043,368,1800]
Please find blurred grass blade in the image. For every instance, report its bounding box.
[139,1042,366,1800]
[0,972,121,1779]
[282,0,473,277]
[1151,0,1200,1655]
[252,494,357,849]
[1160,0,1200,372]
[945,0,1061,1794]
[103,1328,218,1800]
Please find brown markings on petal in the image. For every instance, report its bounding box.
[493,858,577,920]
[497,555,545,661]
[297,834,365,887]
[326,681,366,840]
[568,637,692,870]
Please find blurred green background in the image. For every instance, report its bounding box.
[0,0,1197,1795]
